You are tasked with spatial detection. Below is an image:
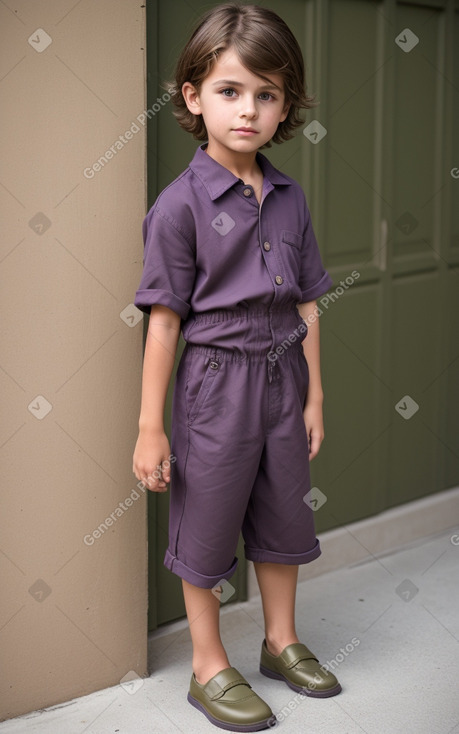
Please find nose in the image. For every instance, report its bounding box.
[239,94,257,119]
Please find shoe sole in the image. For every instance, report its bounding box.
[259,664,342,698]
[187,692,277,731]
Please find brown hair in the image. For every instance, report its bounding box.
[166,3,317,148]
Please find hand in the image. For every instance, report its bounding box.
[133,430,172,493]
[303,399,324,461]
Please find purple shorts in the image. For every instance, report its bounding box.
[164,328,321,588]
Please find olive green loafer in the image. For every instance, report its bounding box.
[260,640,342,698]
[187,666,275,731]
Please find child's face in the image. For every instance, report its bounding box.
[182,47,290,157]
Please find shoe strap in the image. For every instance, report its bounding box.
[278,643,319,669]
[204,667,251,701]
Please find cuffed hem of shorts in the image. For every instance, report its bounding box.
[163,549,239,589]
[244,538,321,565]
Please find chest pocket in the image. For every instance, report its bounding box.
[281,230,303,249]
[280,231,302,282]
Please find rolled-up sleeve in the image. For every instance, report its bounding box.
[299,199,333,303]
[134,205,196,319]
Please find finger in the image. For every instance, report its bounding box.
[134,470,145,485]
[308,431,323,460]
[161,462,171,483]
[143,478,163,492]
[153,465,167,488]
[144,473,161,489]
[144,465,168,491]
[147,483,168,493]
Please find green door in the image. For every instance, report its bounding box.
[145,0,459,630]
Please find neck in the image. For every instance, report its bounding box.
[205,142,261,181]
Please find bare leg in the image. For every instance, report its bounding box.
[182,579,231,684]
[254,562,300,655]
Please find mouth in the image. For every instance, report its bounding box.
[233,127,259,135]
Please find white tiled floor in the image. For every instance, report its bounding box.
[2,529,459,734]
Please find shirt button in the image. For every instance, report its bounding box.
[209,361,219,370]
[243,187,252,197]
[263,241,271,251]
[275,275,284,285]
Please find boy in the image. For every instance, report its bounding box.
[133,4,341,731]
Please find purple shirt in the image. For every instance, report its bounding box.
[134,144,332,354]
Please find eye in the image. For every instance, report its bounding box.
[220,88,237,97]
[259,92,274,101]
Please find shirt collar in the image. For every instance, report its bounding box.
[188,143,293,201]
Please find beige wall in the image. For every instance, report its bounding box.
[0,0,147,720]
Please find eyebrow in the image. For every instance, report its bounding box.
[211,78,281,91]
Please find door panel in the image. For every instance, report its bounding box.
[314,286,388,526]
[388,273,441,505]
[393,4,441,263]
[326,0,381,264]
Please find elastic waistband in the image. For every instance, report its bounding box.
[191,305,298,325]
[185,342,303,363]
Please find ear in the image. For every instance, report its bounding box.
[182,81,202,116]
[279,101,291,124]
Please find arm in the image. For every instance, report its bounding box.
[132,304,181,491]
[297,301,324,460]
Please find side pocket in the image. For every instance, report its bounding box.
[188,358,221,425]
[297,349,310,408]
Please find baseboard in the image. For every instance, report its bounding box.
[247,486,459,598]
